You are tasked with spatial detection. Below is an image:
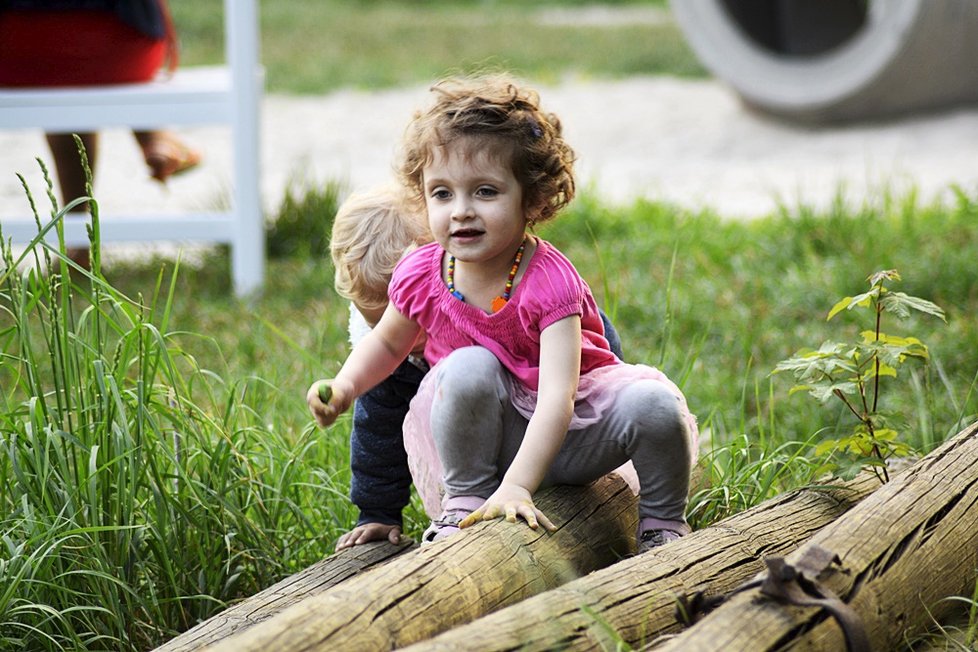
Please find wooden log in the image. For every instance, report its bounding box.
[202,473,637,651]
[655,420,978,651]
[401,472,881,651]
[154,538,416,651]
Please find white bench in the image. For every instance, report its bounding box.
[0,0,264,296]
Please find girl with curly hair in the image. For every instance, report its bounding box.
[308,73,697,553]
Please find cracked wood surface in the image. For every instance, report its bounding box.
[656,420,978,651]
[153,538,416,651]
[402,472,881,651]
[201,473,637,651]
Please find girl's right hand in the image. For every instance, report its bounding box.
[306,379,352,427]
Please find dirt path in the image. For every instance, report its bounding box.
[3,75,978,230]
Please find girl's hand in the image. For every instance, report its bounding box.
[335,523,402,551]
[459,483,557,532]
[306,379,353,427]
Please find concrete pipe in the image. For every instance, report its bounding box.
[670,0,978,123]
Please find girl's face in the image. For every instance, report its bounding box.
[422,140,527,268]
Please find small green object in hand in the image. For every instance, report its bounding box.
[318,383,332,404]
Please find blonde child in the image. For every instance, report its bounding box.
[310,74,695,553]
[328,185,429,549]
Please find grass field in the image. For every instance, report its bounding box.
[2,1,977,649]
[171,0,704,94]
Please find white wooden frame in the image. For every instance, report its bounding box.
[0,0,264,296]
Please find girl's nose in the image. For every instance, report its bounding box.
[451,198,474,220]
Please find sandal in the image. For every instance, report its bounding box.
[636,517,690,554]
[421,495,485,545]
[137,130,202,184]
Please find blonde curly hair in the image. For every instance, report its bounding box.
[330,185,431,312]
[397,73,576,225]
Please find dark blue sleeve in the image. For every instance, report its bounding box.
[349,359,426,527]
[599,309,624,361]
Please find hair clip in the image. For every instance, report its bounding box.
[527,117,543,138]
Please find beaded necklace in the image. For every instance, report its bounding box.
[446,238,526,313]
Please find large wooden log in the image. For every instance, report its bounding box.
[402,472,881,651]
[655,421,978,651]
[153,538,415,651]
[202,473,637,651]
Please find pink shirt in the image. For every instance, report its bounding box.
[389,239,618,391]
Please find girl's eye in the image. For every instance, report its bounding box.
[476,186,498,198]
[430,189,451,200]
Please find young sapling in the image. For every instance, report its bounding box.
[774,270,946,482]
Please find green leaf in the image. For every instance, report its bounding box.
[827,296,853,321]
[802,379,858,405]
[871,363,897,379]
[814,439,840,456]
[879,291,947,322]
[862,332,930,366]
[836,459,868,481]
[873,428,898,442]
[774,343,855,383]
[867,269,900,287]
[826,290,876,321]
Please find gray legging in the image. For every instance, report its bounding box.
[428,346,691,524]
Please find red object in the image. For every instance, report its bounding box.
[0,10,167,87]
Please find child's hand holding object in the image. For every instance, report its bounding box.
[306,380,353,428]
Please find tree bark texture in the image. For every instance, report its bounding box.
[402,472,881,651]
[153,539,416,651]
[202,473,637,652]
[655,420,978,651]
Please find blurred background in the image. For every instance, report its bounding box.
[5,0,978,223]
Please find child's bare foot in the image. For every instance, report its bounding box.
[335,523,402,551]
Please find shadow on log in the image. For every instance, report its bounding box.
[402,472,881,651]
[202,473,637,651]
[154,538,416,651]
[655,420,978,651]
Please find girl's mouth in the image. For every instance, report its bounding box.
[450,229,484,240]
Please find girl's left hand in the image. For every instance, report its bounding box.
[459,483,557,532]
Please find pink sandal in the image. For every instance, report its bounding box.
[637,517,690,554]
[421,495,485,544]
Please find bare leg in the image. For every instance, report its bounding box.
[45,132,97,269]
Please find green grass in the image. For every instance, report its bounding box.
[0,173,358,649]
[171,0,703,94]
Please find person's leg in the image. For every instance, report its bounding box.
[429,346,522,498]
[46,132,98,269]
[544,379,692,549]
[349,360,425,528]
[46,132,97,207]
[423,346,527,541]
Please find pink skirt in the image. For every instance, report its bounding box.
[403,360,699,518]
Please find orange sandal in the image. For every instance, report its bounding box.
[137,131,202,184]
